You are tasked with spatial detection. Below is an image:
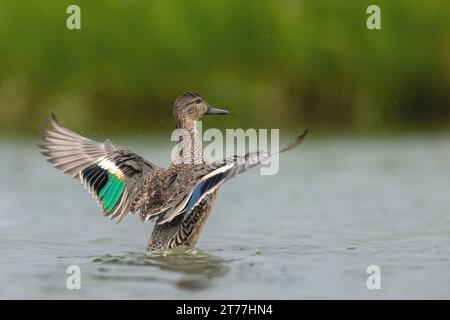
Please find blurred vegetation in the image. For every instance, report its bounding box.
[0,0,449,137]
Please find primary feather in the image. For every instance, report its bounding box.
[39,114,159,222]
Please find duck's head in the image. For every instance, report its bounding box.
[174,92,228,123]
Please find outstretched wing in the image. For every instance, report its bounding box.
[39,114,160,222]
[156,130,308,224]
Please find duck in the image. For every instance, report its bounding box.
[39,92,307,251]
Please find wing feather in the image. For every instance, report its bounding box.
[39,113,160,222]
[156,130,307,224]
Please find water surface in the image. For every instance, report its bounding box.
[1,136,450,299]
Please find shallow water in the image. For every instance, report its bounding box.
[1,136,450,299]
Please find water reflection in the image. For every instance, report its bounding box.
[91,246,231,290]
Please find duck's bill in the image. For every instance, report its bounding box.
[206,105,229,115]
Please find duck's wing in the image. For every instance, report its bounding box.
[156,130,308,224]
[39,114,161,223]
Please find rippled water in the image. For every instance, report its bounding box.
[1,136,450,299]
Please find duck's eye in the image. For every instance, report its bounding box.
[195,98,202,104]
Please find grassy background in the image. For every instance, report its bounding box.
[0,0,449,137]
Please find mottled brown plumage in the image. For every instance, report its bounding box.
[39,92,307,251]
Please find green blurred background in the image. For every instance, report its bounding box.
[0,0,449,137]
